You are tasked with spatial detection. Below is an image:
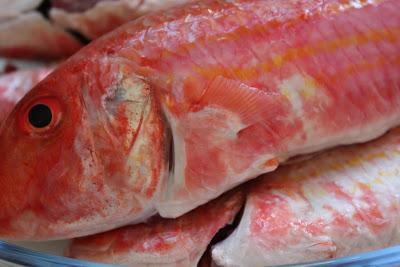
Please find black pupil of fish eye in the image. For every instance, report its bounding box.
[28,104,53,128]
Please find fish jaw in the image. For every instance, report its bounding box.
[0,57,167,240]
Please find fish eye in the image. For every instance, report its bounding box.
[20,97,62,133]
[28,104,52,128]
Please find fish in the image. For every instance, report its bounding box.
[0,12,83,59]
[0,57,48,75]
[0,67,52,122]
[212,127,400,267]
[66,190,243,267]
[0,0,399,240]
[0,0,194,59]
[50,0,195,39]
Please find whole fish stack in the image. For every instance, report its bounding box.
[0,0,399,267]
[0,0,194,59]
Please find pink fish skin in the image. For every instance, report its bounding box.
[66,190,244,267]
[0,0,399,240]
[213,127,400,267]
[0,67,52,122]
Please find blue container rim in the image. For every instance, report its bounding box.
[0,241,400,267]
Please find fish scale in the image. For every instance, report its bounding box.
[149,0,400,217]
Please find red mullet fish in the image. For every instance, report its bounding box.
[67,190,243,267]
[213,127,400,266]
[66,127,400,266]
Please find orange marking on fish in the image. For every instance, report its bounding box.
[192,27,400,82]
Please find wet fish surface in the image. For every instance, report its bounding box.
[0,0,398,240]
[213,127,400,266]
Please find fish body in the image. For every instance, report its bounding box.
[0,12,82,59]
[213,127,400,266]
[0,0,194,59]
[50,0,195,39]
[0,0,399,239]
[67,190,243,267]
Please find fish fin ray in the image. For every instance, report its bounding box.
[196,76,283,125]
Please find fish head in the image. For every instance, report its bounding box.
[0,56,166,240]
